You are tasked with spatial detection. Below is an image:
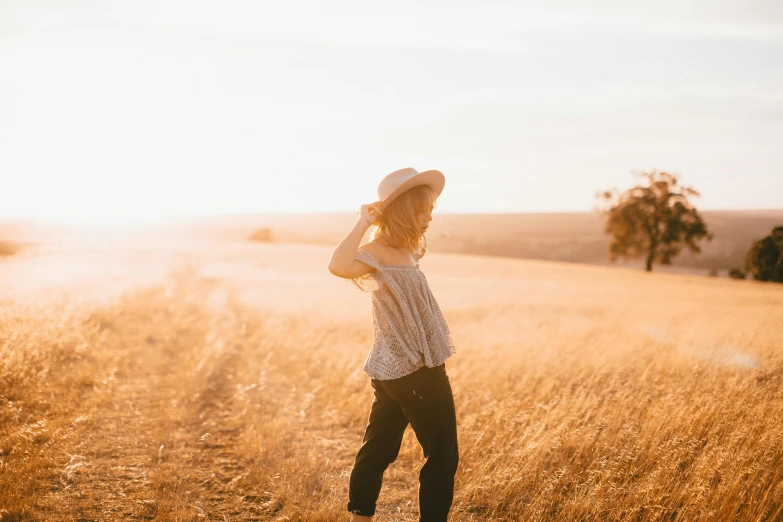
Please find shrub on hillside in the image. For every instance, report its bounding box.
[728,268,747,280]
[0,240,19,259]
[248,227,273,242]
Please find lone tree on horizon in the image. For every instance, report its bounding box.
[596,171,713,272]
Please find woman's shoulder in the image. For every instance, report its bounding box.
[356,242,381,263]
[359,241,383,255]
[359,241,394,264]
[361,241,418,266]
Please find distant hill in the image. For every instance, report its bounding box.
[3,210,782,275]
[423,211,783,274]
[159,210,783,275]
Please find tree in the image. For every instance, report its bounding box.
[745,226,783,283]
[596,171,713,272]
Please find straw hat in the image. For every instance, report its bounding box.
[376,168,445,212]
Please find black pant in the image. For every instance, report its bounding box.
[348,363,459,521]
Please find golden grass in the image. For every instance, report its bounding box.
[1,238,782,521]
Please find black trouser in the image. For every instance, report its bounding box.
[348,363,459,521]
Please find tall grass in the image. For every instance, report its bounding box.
[1,241,782,521]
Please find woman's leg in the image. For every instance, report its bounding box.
[380,364,459,522]
[347,380,410,518]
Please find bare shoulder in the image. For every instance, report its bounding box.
[358,241,380,253]
[359,241,386,263]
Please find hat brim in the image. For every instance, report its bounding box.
[378,170,445,212]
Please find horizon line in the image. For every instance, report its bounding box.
[2,207,782,227]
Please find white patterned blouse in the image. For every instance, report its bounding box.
[348,248,457,380]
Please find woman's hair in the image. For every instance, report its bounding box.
[371,185,437,254]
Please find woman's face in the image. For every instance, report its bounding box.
[417,202,434,235]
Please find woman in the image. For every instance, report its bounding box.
[328,168,459,522]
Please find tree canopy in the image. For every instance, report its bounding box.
[596,171,712,272]
[746,226,783,283]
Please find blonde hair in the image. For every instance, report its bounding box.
[371,185,437,254]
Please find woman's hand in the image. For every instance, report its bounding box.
[359,201,383,226]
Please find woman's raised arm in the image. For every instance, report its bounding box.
[328,202,382,278]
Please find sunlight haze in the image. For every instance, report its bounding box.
[1,0,781,224]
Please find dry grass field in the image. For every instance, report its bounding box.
[1,232,782,521]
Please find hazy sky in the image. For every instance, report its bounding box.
[1,0,782,223]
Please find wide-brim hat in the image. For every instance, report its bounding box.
[377,168,445,212]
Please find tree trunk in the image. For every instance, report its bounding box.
[645,251,655,272]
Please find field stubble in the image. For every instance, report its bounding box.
[0,239,782,521]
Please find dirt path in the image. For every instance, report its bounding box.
[33,274,273,521]
[5,257,423,521]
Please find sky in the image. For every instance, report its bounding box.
[1,0,782,224]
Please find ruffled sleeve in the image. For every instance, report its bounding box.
[348,249,386,292]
